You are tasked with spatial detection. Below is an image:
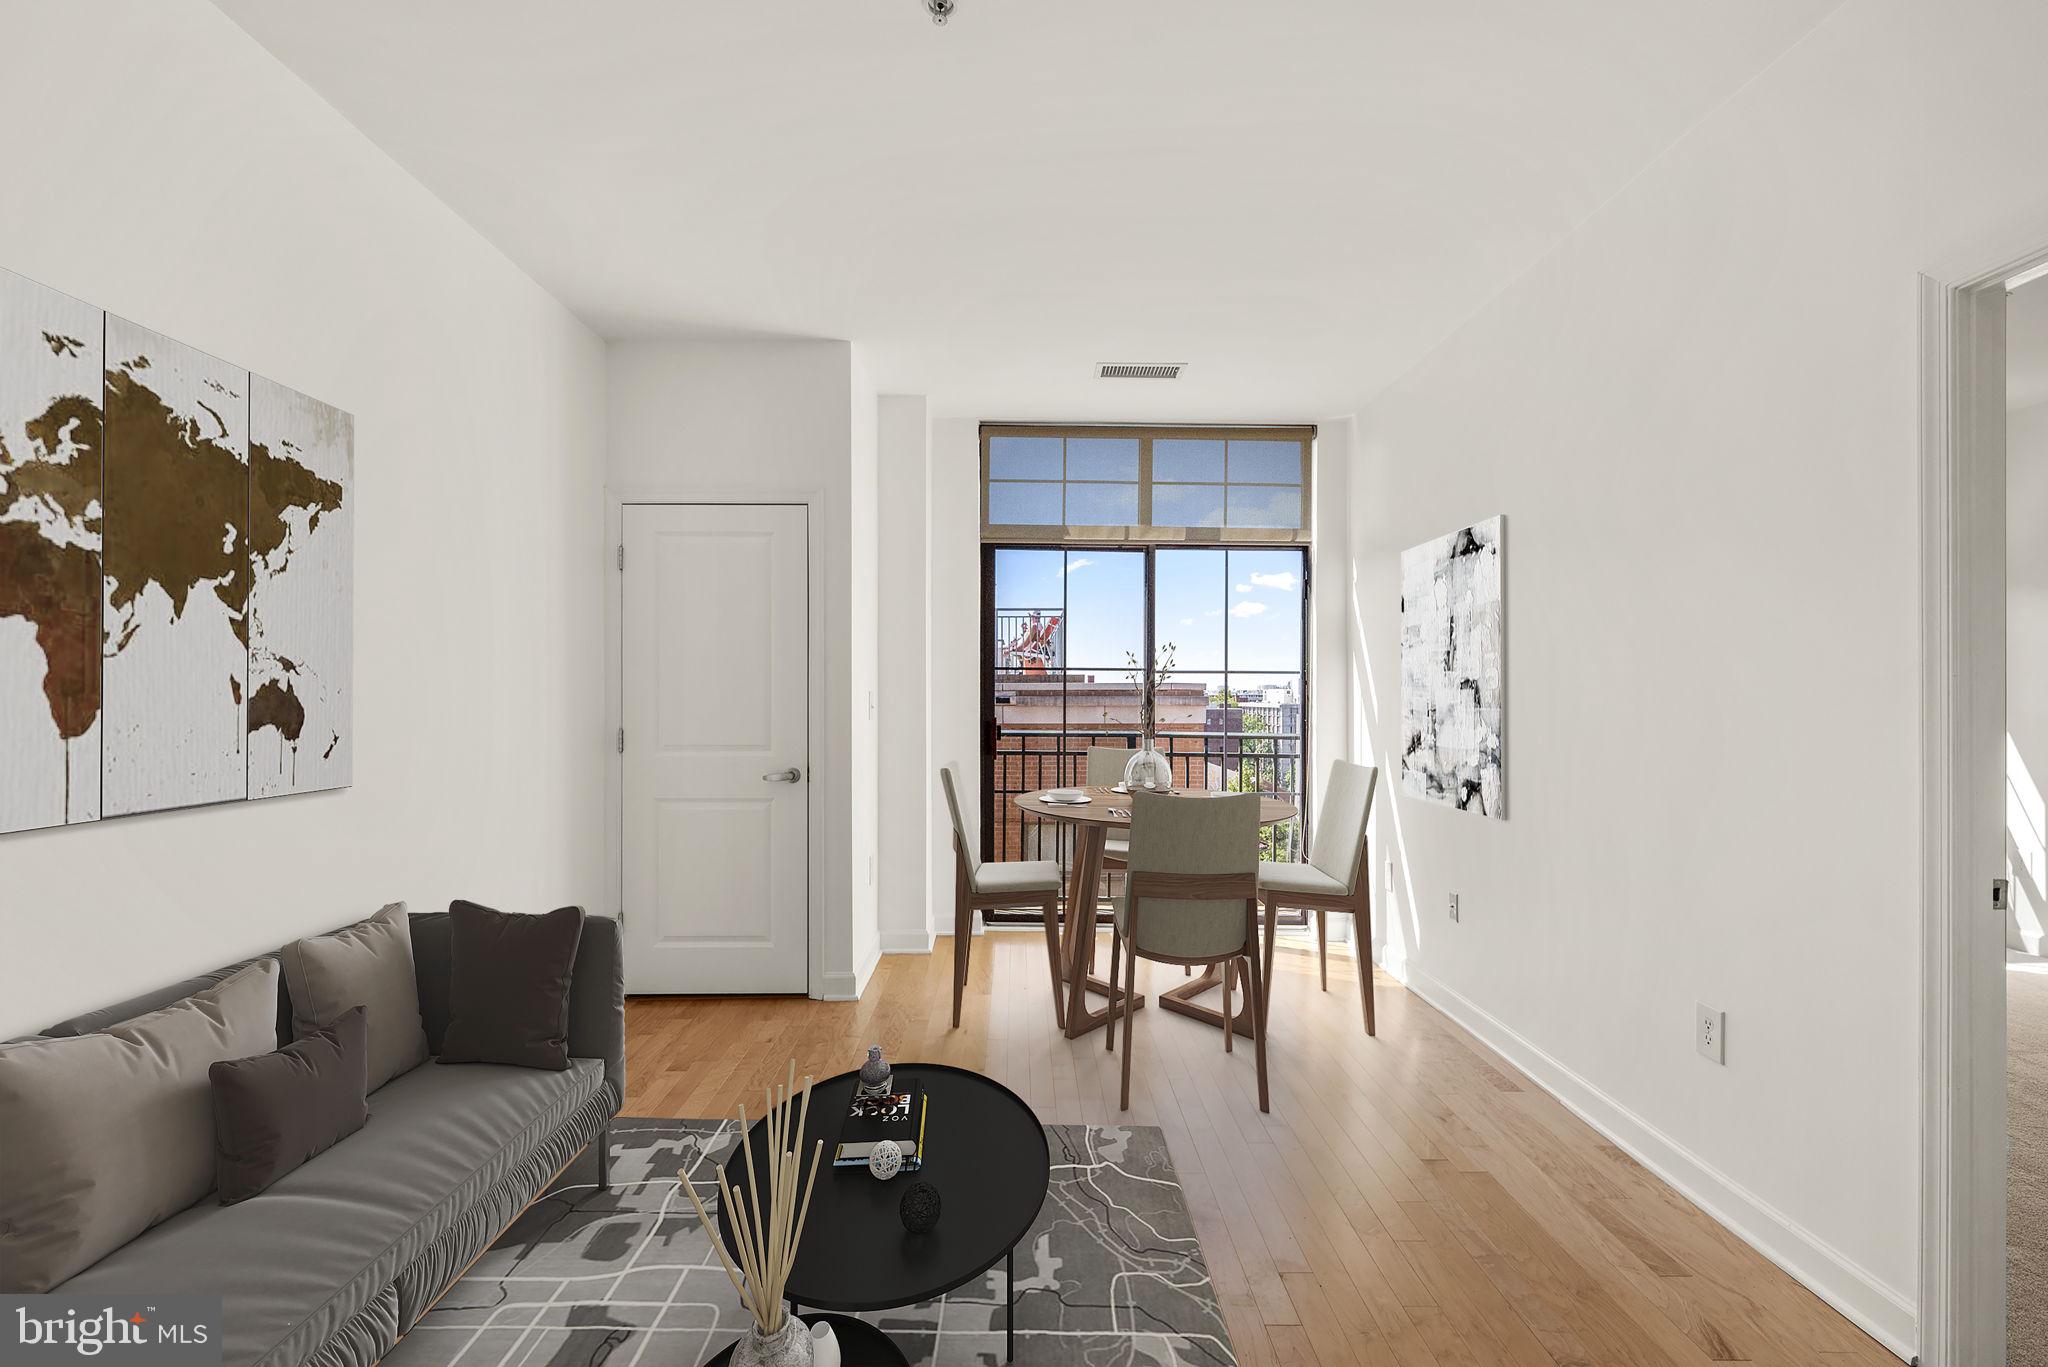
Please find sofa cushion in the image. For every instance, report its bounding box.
[211,1005,371,1204]
[411,911,626,1102]
[440,901,584,1070]
[280,902,429,1091]
[42,952,294,1049]
[0,960,281,1293]
[57,1057,604,1367]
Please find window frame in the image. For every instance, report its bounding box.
[981,423,1316,543]
[977,540,1314,926]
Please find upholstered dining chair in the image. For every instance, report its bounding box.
[1105,790,1268,1112]
[940,762,1066,1030]
[1084,744,1133,871]
[1257,760,1379,1033]
[1086,744,1195,977]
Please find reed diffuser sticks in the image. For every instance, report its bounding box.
[680,1062,825,1335]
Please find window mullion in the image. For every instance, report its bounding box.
[1138,435,1154,530]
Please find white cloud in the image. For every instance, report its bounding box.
[1230,601,1268,618]
[1061,557,1093,576]
[1179,618,1194,627]
[1203,608,1223,618]
[1248,571,1298,591]
[1234,583,1251,593]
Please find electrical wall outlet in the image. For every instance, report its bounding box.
[1448,892,1460,923]
[1696,1003,1725,1064]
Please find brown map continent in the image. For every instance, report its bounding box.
[245,677,306,743]
[0,388,100,743]
[3,369,344,749]
[0,522,99,741]
[102,365,251,646]
[251,438,344,567]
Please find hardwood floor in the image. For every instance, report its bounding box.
[624,932,1899,1367]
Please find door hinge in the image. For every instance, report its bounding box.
[616,544,624,571]
[617,727,625,754]
[1994,877,2013,912]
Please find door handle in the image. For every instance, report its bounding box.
[762,768,803,784]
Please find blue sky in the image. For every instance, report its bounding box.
[994,547,1303,687]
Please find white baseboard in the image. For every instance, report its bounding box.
[880,927,935,955]
[1403,965,1916,1362]
[817,937,885,1002]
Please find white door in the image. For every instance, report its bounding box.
[623,504,809,993]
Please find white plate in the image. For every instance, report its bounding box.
[1041,791,1091,805]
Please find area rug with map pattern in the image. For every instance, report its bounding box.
[383,1117,1234,1367]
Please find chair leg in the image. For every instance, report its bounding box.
[1317,908,1329,991]
[1357,885,1376,1037]
[1246,949,1270,1113]
[595,1120,612,1191]
[1119,920,1139,1110]
[1221,959,1234,1054]
[1104,927,1121,1053]
[952,899,972,1029]
[1041,893,1066,1031]
[1260,896,1279,1022]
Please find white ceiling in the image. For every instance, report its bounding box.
[2012,278,2048,413]
[216,0,1837,420]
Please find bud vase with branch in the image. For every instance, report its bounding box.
[1121,642,1176,791]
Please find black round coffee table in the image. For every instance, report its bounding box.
[718,1063,1048,1362]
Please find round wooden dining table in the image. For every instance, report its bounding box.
[1013,786,1299,1041]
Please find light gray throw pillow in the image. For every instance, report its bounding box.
[280,902,428,1091]
[0,959,280,1293]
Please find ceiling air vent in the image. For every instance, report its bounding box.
[1097,362,1185,380]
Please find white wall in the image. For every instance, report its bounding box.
[929,417,986,924]
[1347,0,2048,1354]
[605,338,880,997]
[849,352,881,986]
[0,0,607,1039]
[2011,393,2048,955]
[878,397,934,952]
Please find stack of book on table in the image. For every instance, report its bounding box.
[833,1081,927,1170]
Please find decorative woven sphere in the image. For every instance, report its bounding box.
[899,1180,941,1234]
[867,1139,904,1181]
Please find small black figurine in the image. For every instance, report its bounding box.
[899,1179,941,1234]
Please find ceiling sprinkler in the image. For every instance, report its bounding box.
[925,0,956,24]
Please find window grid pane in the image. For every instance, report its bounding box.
[984,427,1310,537]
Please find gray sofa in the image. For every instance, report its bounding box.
[32,911,624,1367]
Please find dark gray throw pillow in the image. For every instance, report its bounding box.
[209,1005,370,1204]
[438,901,584,1071]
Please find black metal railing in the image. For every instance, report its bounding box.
[986,727,1306,919]
[993,609,1064,674]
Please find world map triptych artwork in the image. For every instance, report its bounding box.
[0,267,352,836]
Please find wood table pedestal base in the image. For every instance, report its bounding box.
[1058,823,1145,1039]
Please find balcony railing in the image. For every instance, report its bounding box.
[994,608,1063,675]
[986,727,1306,916]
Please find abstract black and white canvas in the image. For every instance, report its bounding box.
[1400,515,1504,817]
